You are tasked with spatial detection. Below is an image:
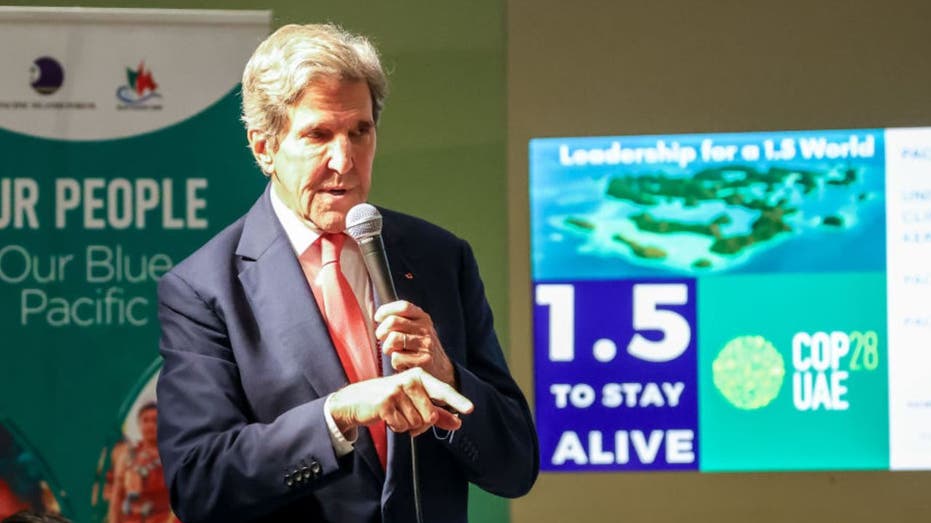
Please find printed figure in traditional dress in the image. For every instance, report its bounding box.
[107,404,177,523]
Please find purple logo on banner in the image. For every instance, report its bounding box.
[533,278,698,471]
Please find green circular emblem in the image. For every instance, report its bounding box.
[712,335,785,410]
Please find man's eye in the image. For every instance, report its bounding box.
[351,125,373,139]
[304,130,329,141]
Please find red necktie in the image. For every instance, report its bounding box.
[299,233,388,469]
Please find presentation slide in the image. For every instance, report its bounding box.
[530,127,931,472]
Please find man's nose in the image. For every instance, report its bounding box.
[327,135,353,174]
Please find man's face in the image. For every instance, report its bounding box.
[253,77,376,233]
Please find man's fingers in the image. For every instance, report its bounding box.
[390,393,426,433]
[419,372,474,415]
[433,408,463,432]
[390,350,431,372]
[375,315,419,342]
[383,331,415,355]
[333,370,470,435]
[400,379,436,427]
[383,403,409,433]
[374,300,425,323]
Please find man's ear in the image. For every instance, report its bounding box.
[247,129,275,176]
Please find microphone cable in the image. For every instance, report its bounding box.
[411,433,424,523]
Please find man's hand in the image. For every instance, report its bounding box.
[374,300,457,387]
[329,367,474,437]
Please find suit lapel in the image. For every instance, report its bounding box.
[235,187,347,400]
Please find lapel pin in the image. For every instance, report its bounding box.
[404,272,414,280]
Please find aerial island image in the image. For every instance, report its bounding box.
[530,130,886,279]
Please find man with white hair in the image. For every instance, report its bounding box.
[156,23,538,523]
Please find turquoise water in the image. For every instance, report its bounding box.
[530,131,887,280]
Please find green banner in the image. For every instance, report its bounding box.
[0,8,269,522]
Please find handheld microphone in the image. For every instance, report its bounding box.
[345,203,398,305]
[344,203,424,523]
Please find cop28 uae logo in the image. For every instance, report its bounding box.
[712,335,785,410]
[116,61,161,105]
[30,57,64,95]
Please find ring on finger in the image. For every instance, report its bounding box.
[402,332,407,350]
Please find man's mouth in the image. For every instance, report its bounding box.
[323,188,348,196]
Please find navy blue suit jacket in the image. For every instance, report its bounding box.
[156,187,538,523]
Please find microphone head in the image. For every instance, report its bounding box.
[345,203,383,241]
